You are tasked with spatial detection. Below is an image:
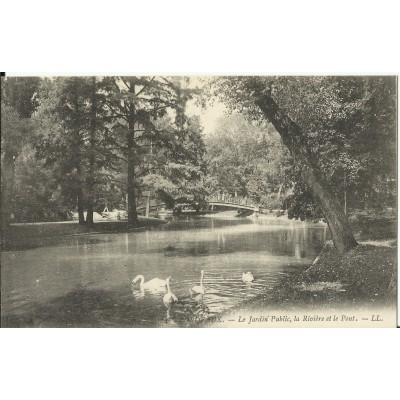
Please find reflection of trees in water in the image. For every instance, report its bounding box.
[293,228,304,259]
[217,231,226,248]
[184,223,327,259]
[125,232,129,253]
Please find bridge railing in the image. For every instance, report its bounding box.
[206,195,254,206]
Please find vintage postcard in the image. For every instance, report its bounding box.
[1,75,397,328]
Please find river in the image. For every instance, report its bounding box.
[1,214,327,327]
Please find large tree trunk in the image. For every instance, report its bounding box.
[72,80,86,226]
[277,183,283,201]
[75,147,85,225]
[127,131,139,227]
[254,91,358,254]
[86,203,94,225]
[75,144,85,226]
[127,86,139,227]
[77,187,85,225]
[86,77,97,226]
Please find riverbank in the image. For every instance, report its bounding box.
[1,217,168,251]
[202,215,397,327]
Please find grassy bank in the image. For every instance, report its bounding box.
[201,215,397,326]
[256,241,395,307]
[1,217,168,251]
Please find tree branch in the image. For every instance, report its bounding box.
[136,166,165,177]
[136,76,156,97]
[104,102,129,122]
[109,152,127,163]
[107,177,127,187]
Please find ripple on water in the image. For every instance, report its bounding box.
[1,217,326,327]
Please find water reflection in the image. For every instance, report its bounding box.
[1,216,326,327]
[132,287,145,300]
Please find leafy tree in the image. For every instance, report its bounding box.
[1,76,40,229]
[1,104,35,227]
[139,114,206,206]
[204,114,290,207]
[274,76,397,215]
[34,77,87,224]
[1,76,40,118]
[12,146,71,222]
[80,77,112,225]
[17,76,204,227]
[34,77,113,225]
[102,76,201,226]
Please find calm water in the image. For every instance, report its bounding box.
[1,215,327,327]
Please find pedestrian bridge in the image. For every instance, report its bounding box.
[135,196,259,217]
[208,201,256,212]
[207,201,260,217]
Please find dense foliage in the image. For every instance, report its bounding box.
[1,76,206,224]
[204,114,291,208]
[211,76,397,219]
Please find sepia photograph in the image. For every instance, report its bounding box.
[1,75,397,328]
[1,2,400,399]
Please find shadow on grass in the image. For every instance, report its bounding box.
[239,242,397,312]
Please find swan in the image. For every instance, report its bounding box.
[132,275,167,291]
[242,271,254,282]
[190,270,205,295]
[163,276,178,306]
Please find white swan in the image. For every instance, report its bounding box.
[163,276,178,306]
[242,271,254,282]
[132,275,167,291]
[190,270,205,295]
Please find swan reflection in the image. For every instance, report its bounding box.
[132,287,145,300]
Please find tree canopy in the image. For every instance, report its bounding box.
[1,76,206,226]
[204,114,291,207]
